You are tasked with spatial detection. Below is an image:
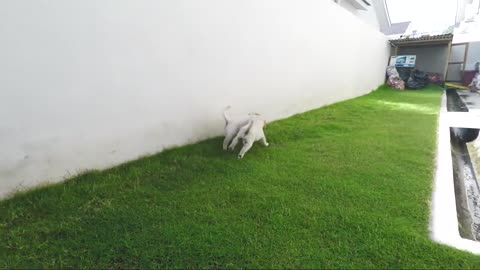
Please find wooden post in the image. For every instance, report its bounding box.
[463,42,469,72]
[444,41,452,82]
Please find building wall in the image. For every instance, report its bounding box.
[0,0,389,198]
[466,41,480,71]
[397,45,449,75]
[444,42,480,82]
[446,42,480,71]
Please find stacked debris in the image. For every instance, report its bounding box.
[386,67,437,90]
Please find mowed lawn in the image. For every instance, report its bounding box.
[2,85,480,268]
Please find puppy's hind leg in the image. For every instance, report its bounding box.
[260,136,269,147]
[238,141,254,159]
[229,120,251,151]
[223,132,235,150]
[229,130,245,150]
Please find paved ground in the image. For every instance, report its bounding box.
[445,90,480,129]
[458,90,480,112]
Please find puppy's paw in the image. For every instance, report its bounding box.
[265,142,269,147]
[237,154,244,159]
[228,144,236,151]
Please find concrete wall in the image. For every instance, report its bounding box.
[450,44,467,63]
[398,45,449,75]
[0,0,389,198]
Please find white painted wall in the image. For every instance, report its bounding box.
[0,0,389,198]
[338,0,381,30]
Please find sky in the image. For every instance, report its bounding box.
[386,0,457,33]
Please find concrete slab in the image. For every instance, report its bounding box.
[444,112,480,129]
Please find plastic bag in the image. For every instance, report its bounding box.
[426,72,442,84]
[386,66,399,77]
[397,67,412,82]
[406,69,428,89]
[413,70,427,80]
[387,75,405,90]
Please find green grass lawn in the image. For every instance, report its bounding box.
[2,85,480,268]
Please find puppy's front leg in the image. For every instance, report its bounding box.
[238,141,253,159]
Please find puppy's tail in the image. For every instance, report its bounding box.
[223,106,232,124]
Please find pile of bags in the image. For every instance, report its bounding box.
[386,67,442,90]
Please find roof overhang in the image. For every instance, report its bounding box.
[390,34,453,47]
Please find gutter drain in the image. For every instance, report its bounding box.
[447,88,480,241]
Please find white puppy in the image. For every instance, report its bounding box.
[228,115,269,159]
[223,106,252,150]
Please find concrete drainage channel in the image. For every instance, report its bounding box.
[431,88,480,254]
[447,89,480,241]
